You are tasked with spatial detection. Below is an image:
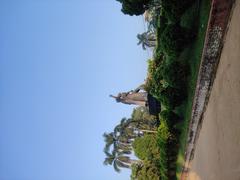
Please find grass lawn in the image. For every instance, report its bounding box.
[175,0,211,178]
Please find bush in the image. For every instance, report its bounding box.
[160,110,181,129]
[158,112,181,180]
[160,24,187,57]
[161,0,195,23]
[145,60,188,110]
[144,59,165,97]
[180,3,199,30]
[157,119,170,179]
[133,134,160,161]
[153,48,164,61]
[159,87,186,109]
[166,138,179,179]
[161,61,189,89]
[156,14,168,36]
[131,161,161,180]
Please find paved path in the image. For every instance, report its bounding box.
[188,1,240,179]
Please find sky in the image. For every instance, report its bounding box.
[0,0,150,180]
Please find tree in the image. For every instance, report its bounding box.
[132,134,160,161]
[137,32,156,50]
[161,0,195,22]
[131,161,160,180]
[103,131,132,154]
[103,116,159,172]
[131,106,158,129]
[116,0,151,16]
[103,119,137,172]
[104,150,131,172]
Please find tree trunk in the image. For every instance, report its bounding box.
[139,129,157,133]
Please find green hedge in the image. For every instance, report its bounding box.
[159,87,186,110]
[133,135,160,161]
[160,24,187,57]
[160,110,181,128]
[131,161,161,180]
[161,61,189,89]
[161,0,195,23]
[180,3,199,30]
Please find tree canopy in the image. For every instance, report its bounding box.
[103,109,159,172]
[133,134,160,161]
[131,161,160,180]
[116,0,151,16]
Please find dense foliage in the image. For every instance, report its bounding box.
[160,110,181,128]
[160,24,188,56]
[145,59,188,109]
[161,61,188,89]
[116,0,151,16]
[161,0,195,23]
[131,161,160,180]
[156,119,169,179]
[180,3,199,30]
[103,107,159,172]
[133,135,160,161]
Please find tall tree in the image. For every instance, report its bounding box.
[104,150,139,172]
[116,0,151,16]
[131,106,158,128]
[103,116,158,172]
[103,131,132,154]
[137,32,156,50]
[103,150,130,172]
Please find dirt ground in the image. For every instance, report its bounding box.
[188,1,240,179]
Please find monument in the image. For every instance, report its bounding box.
[110,84,161,115]
[110,84,147,106]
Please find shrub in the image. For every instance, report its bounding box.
[161,0,195,23]
[156,14,168,36]
[133,134,160,161]
[144,59,165,98]
[160,110,181,129]
[158,112,181,180]
[161,61,189,89]
[157,119,170,180]
[180,3,198,30]
[166,138,179,179]
[159,87,186,109]
[144,59,158,92]
[157,119,170,148]
[131,161,161,180]
[145,60,188,109]
[153,48,164,61]
[160,24,187,57]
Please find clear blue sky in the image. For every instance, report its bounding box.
[0,1,149,180]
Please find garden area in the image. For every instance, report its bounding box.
[103,0,211,179]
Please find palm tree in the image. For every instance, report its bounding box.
[103,132,116,152]
[103,150,140,173]
[116,118,136,137]
[103,150,131,172]
[103,127,132,153]
[103,128,133,164]
[103,116,158,170]
[137,32,156,50]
